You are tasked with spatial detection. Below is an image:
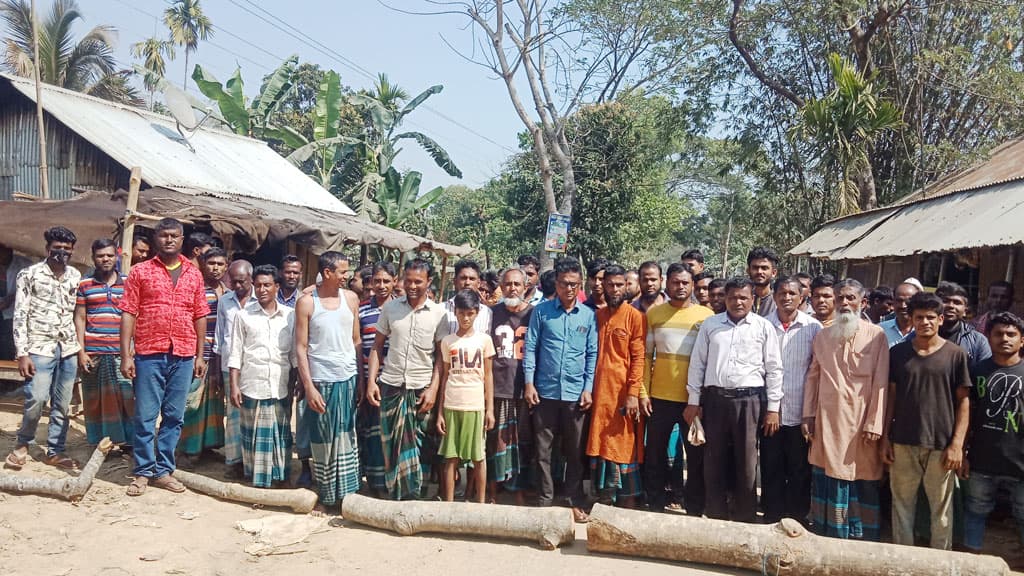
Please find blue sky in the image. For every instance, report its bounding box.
[75,0,525,188]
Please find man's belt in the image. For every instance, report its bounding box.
[705,386,763,398]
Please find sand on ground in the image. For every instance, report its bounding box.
[0,392,741,576]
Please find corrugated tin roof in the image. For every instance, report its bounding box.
[897,136,1024,204]
[788,207,898,258]
[829,179,1024,260]
[2,74,355,215]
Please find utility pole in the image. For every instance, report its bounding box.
[31,0,49,198]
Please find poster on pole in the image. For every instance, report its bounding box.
[544,213,572,253]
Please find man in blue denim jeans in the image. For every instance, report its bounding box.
[963,311,1024,557]
[119,218,209,496]
[5,226,81,471]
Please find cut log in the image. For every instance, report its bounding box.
[174,470,318,514]
[587,504,1009,576]
[341,493,575,550]
[0,437,113,501]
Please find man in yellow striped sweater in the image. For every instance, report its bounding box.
[643,262,713,514]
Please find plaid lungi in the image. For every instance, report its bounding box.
[356,402,387,491]
[179,369,225,455]
[224,371,243,465]
[810,466,881,541]
[80,354,134,445]
[591,458,643,500]
[486,397,521,485]
[306,378,360,506]
[379,383,432,501]
[239,395,292,488]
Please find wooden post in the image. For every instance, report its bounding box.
[875,259,884,287]
[437,253,449,303]
[938,253,948,283]
[119,167,142,275]
[31,0,48,199]
[1006,246,1018,283]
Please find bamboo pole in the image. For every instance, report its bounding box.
[30,0,48,198]
[118,167,142,275]
[437,254,449,303]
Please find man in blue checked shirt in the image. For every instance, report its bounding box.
[524,257,597,523]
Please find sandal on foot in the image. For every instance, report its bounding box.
[150,474,186,493]
[43,453,80,470]
[4,451,27,470]
[572,507,590,523]
[126,477,148,496]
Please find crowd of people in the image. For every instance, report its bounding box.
[5,220,1024,558]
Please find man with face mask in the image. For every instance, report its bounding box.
[5,226,82,471]
[802,278,890,541]
[487,267,534,503]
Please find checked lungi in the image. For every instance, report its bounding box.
[356,402,387,491]
[80,354,134,445]
[486,397,522,485]
[305,377,360,506]
[810,465,882,541]
[179,370,225,455]
[239,395,292,488]
[379,383,432,501]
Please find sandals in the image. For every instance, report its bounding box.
[43,453,80,470]
[150,474,187,493]
[4,451,27,470]
[126,477,148,496]
[572,507,590,524]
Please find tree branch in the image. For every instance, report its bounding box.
[728,0,804,107]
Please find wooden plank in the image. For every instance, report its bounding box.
[119,167,142,275]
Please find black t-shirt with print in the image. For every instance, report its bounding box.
[490,303,534,399]
[969,358,1024,478]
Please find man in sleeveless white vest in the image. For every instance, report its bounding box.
[295,251,363,512]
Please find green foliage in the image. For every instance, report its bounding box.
[191,56,299,139]
[0,0,142,105]
[130,36,175,99]
[163,0,212,88]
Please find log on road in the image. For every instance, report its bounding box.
[0,437,113,501]
[174,469,318,514]
[341,493,575,550]
[587,504,1009,576]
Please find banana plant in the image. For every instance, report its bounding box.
[377,167,445,230]
[190,55,299,140]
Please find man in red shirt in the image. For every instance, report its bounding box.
[119,218,209,496]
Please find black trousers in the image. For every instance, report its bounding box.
[533,397,586,507]
[703,387,763,523]
[759,424,810,524]
[645,397,704,514]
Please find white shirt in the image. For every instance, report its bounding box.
[214,289,256,356]
[687,311,784,411]
[227,303,294,399]
[769,310,822,426]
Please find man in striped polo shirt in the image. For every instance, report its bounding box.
[74,239,133,452]
[643,262,713,514]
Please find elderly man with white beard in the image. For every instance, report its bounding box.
[802,278,890,541]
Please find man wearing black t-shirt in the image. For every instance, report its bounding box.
[963,311,1024,554]
[883,292,972,550]
[487,268,534,503]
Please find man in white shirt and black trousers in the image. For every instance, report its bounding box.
[685,276,784,523]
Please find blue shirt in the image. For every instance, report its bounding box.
[524,298,597,401]
[880,318,914,348]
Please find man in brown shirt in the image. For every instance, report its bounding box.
[803,278,889,540]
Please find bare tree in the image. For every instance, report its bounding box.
[403,0,694,266]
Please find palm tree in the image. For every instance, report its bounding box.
[131,36,175,109]
[0,0,141,104]
[793,53,902,214]
[163,0,212,89]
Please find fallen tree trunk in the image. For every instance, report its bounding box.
[341,493,575,550]
[174,470,318,514]
[0,437,112,501]
[587,504,1008,576]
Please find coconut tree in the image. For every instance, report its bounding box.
[131,36,175,109]
[0,0,141,104]
[163,0,212,89]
